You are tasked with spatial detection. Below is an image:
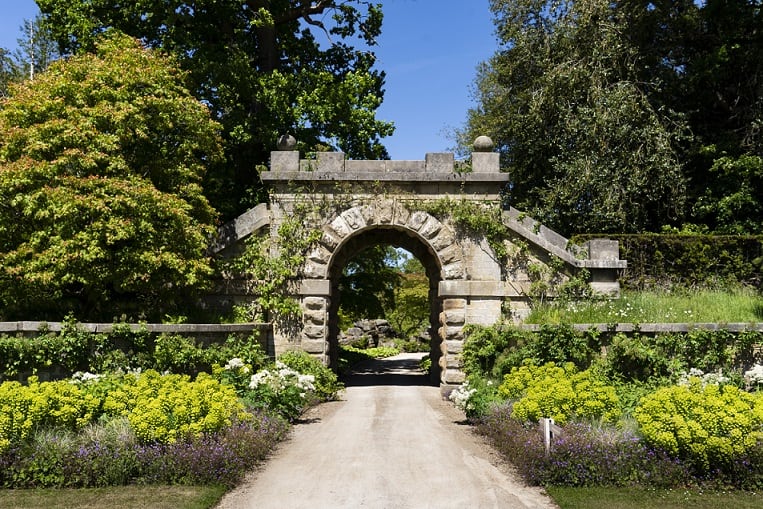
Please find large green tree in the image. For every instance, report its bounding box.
[464,0,762,235]
[13,15,60,80]
[461,0,686,235]
[0,48,17,98]
[0,33,223,321]
[338,245,401,327]
[385,256,429,339]
[36,0,395,219]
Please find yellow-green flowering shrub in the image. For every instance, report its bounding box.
[634,379,763,469]
[498,362,621,425]
[0,377,102,452]
[103,370,248,444]
[0,381,40,452]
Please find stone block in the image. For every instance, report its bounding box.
[407,210,429,231]
[341,207,367,230]
[587,239,620,260]
[329,216,352,238]
[319,228,342,250]
[471,152,500,173]
[372,200,394,224]
[303,261,327,279]
[308,245,331,264]
[429,230,455,251]
[442,326,464,341]
[303,296,327,310]
[270,151,299,172]
[437,244,462,265]
[317,152,345,172]
[442,298,467,311]
[441,309,466,326]
[444,340,464,354]
[443,354,462,370]
[303,308,325,326]
[443,370,466,384]
[393,202,412,225]
[442,262,466,280]
[465,298,502,326]
[345,160,386,172]
[590,281,620,297]
[385,160,425,172]
[301,340,326,354]
[418,217,443,239]
[303,325,326,340]
[425,152,455,173]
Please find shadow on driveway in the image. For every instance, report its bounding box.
[343,354,437,388]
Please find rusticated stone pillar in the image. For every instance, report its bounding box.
[439,298,467,384]
[301,295,329,362]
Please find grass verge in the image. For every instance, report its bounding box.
[526,288,763,324]
[0,485,227,509]
[546,486,761,509]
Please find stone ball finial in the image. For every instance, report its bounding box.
[473,135,494,152]
[277,134,297,151]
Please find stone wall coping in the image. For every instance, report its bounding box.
[439,280,530,297]
[267,150,504,176]
[516,322,763,333]
[210,203,270,254]
[262,170,510,183]
[0,322,271,334]
[502,207,627,270]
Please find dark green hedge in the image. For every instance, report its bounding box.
[572,234,763,289]
[0,321,269,383]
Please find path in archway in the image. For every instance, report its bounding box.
[216,354,557,509]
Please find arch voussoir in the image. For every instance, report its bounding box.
[340,207,367,231]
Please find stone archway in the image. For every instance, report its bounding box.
[303,202,473,385]
[211,138,627,387]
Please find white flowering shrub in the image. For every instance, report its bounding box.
[677,368,730,387]
[745,364,763,389]
[449,380,478,414]
[245,362,316,421]
[212,357,253,396]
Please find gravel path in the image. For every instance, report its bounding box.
[216,353,558,509]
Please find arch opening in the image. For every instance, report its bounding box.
[326,226,443,384]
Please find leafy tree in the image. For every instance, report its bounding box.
[386,256,430,339]
[13,15,60,80]
[465,0,762,235]
[0,33,223,321]
[37,0,395,219]
[338,245,401,326]
[0,48,19,98]
[460,0,687,235]
[616,1,762,234]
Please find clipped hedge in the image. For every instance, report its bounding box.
[463,323,763,384]
[0,320,269,382]
[571,233,763,289]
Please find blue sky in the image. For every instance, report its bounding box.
[0,0,498,160]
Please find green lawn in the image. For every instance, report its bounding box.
[0,486,227,509]
[527,288,763,324]
[546,486,762,509]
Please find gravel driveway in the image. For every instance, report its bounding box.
[216,353,558,509]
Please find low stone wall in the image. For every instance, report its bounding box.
[0,321,272,351]
[517,322,763,334]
